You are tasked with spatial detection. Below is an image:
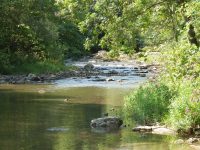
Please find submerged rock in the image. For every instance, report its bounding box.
[90,117,123,130]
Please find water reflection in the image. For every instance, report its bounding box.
[0,85,193,150]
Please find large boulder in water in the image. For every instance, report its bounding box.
[90,117,123,131]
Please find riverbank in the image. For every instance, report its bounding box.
[122,48,200,149]
[132,125,200,148]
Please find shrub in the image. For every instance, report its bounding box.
[124,82,176,125]
[166,80,200,131]
[158,39,200,132]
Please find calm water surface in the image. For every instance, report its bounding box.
[0,84,193,150]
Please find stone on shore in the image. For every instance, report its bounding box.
[132,125,175,135]
[152,127,175,135]
[186,138,199,144]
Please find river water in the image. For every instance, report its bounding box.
[0,60,194,150]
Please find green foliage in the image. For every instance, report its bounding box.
[58,21,86,59]
[0,50,12,74]
[158,37,200,131]
[0,0,89,73]
[124,82,175,125]
[166,81,200,131]
[11,60,66,74]
[78,0,144,53]
[61,0,198,56]
[124,36,200,130]
[0,0,63,73]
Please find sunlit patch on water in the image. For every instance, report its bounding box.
[47,127,69,132]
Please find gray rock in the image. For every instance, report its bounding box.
[139,73,147,77]
[0,80,6,84]
[186,138,199,144]
[90,117,123,130]
[92,78,106,82]
[32,76,41,81]
[139,65,148,70]
[134,67,139,70]
[84,63,94,71]
[27,73,41,81]
[108,70,118,75]
[132,126,175,135]
[15,78,26,84]
[152,127,175,135]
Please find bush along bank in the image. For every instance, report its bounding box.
[123,41,200,137]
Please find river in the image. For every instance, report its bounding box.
[0,59,194,150]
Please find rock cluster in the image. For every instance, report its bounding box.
[132,125,175,135]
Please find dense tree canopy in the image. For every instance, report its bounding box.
[0,0,84,73]
[60,0,199,55]
[0,0,199,72]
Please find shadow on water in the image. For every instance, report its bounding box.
[0,85,193,150]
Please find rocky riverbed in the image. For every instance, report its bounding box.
[0,57,160,86]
